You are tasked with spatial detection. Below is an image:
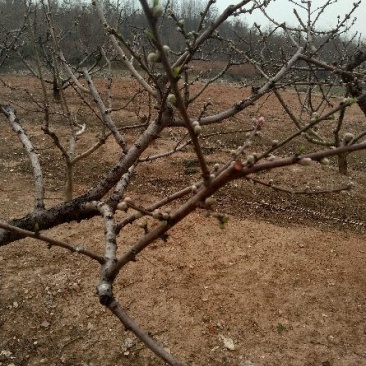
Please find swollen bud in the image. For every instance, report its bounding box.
[343,132,354,145]
[152,4,164,18]
[310,112,319,121]
[139,221,148,229]
[298,157,312,166]
[152,209,161,219]
[193,125,202,135]
[246,155,255,165]
[205,197,216,207]
[167,93,176,106]
[135,212,143,219]
[257,116,265,129]
[147,52,160,63]
[162,45,170,54]
[117,202,128,211]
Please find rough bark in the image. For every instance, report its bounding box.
[343,50,366,116]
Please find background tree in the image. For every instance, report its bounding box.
[1,0,366,365]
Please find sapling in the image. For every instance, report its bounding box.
[214,213,230,229]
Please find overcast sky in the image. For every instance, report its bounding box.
[215,0,365,38]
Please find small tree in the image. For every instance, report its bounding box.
[1,1,366,364]
[247,0,366,175]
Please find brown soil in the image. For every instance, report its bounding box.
[1,76,366,366]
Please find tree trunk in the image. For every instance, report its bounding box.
[338,153,348,175]
[53,75,61,101]
[344,50,366,116]
[65,163,74,201]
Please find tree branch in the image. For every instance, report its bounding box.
[1,105,45,211]
[107,299,184,366]
[0,221,104,263]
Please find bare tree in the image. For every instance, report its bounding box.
[246,0,366,175]
[1,1,366,364]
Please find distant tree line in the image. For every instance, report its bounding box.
[0,0,360,83]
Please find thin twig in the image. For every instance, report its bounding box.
[0,221,104,263]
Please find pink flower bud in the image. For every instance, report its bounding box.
[257,116,265,130]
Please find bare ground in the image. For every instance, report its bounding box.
[1,76,366,366]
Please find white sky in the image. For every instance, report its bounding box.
[215,0,366,38]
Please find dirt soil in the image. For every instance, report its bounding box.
[1,76,366,366]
